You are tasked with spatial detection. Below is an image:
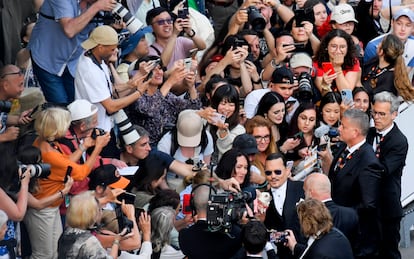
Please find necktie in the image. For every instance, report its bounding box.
[375,133,383,157]
[335,149,350,172]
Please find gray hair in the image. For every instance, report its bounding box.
[373,91,400,113]
[343,109,370,136]
[151,206,175,253]
[0,210,7,227]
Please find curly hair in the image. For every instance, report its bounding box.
[315,29,357,70]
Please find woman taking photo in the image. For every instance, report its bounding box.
[362,34,414,102]
[314,29,360,96]
[26,107,110,259]
[209,84,246,160]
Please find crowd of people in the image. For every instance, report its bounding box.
[0,0,413,258]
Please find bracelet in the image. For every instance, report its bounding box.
[271,59,282,69]
[252,78,262,84]
[79,143,86,152]
[112,239,120,247]
[136,89,143,96]
[58,190,64,199]
[188,29,196,38]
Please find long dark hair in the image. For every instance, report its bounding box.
[288,102,317,136]
[315,29,357,70]
[169,125,209,155]
[318,91,342,127]
[215,149,251,189]
[133,154,168,194]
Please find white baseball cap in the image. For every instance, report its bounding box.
[67,99,98,121]
[331,4,358,24]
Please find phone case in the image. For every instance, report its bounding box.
[322,62,335,75]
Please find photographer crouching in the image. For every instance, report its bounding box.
[0,65,33,144]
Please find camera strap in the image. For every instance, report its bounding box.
[85,51,117,99]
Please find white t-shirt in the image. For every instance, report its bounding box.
[75,53,113,132]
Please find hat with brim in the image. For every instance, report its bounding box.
[393,8,414,22]
[119,26,152,57]
[290,52,313,69]
[18,87,46,114]
[271,66,294,84]
[81,25,119,50]
[67,99,98,121]
[177,110,203,147]
[89,164,130,190]
[331,4,358,24]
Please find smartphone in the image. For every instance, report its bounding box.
[294,10,305,27]
[232,39,245,50]
[322,62,335,76]
[184,58,192,71]
[317,143,328,151]
[212,112,226,125]
[291,131,303,140]
[177,7,189,19]
[239,98,245,109]
[282,43,306,48]
[341,89,354,106]
[28,105,40,118]
[182,194,192,215]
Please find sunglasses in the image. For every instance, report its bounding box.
[0,69,24,78]
[264,170,282,176]
[153,18,173,26]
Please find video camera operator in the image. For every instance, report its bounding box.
[0,65,33,144]
[179,184,243,259]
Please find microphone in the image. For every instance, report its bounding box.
[314,124,330,138]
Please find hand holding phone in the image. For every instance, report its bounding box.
[184,58,192,71]
[322,62,335,76]
[212,112,226,125]
[341,89,354,106]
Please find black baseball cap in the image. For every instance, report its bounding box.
[233,134,259,155]
[89,164,130,190]
[271,66,294,84]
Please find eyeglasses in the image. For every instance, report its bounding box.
[152,19,173,26]
[264,169,282,176]
[254,135,270,143]
[0,69,24,78]
[328,44,347,51]
[370,111,388,118]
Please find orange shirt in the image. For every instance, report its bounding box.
[33,139,93,207]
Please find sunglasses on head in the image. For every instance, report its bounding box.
[264,170,282,176]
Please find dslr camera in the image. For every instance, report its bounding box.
[294,72,313,102]
[18,162,51,179]
[92,1,142,34]
[91,128,106,140]
[246,6,266,32]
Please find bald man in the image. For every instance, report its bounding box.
[304,173,359,247]
[0,65,32,143]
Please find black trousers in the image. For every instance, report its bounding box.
[378,217,402,259]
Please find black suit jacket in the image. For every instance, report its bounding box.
[325,200,358,247]
[264,180,304,259]
[293,228,354,259]
[179,220,242,259]
[328,142,383,257]
[366,124,408,218]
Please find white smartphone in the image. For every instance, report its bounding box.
[184,58,192,71]
[341,89,354,106]
[212,112,226,125]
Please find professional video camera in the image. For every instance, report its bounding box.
[246,6,266,32]
[294,72,313,102]
[207,190,254,233]
[92,1,143,34]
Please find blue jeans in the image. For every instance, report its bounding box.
[32,59,75,105]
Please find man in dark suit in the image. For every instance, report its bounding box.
[325,109,383,259]
[179,185,242,259]
[304,173,359,247]
[263,153,304,259]
[366,92,408,259]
